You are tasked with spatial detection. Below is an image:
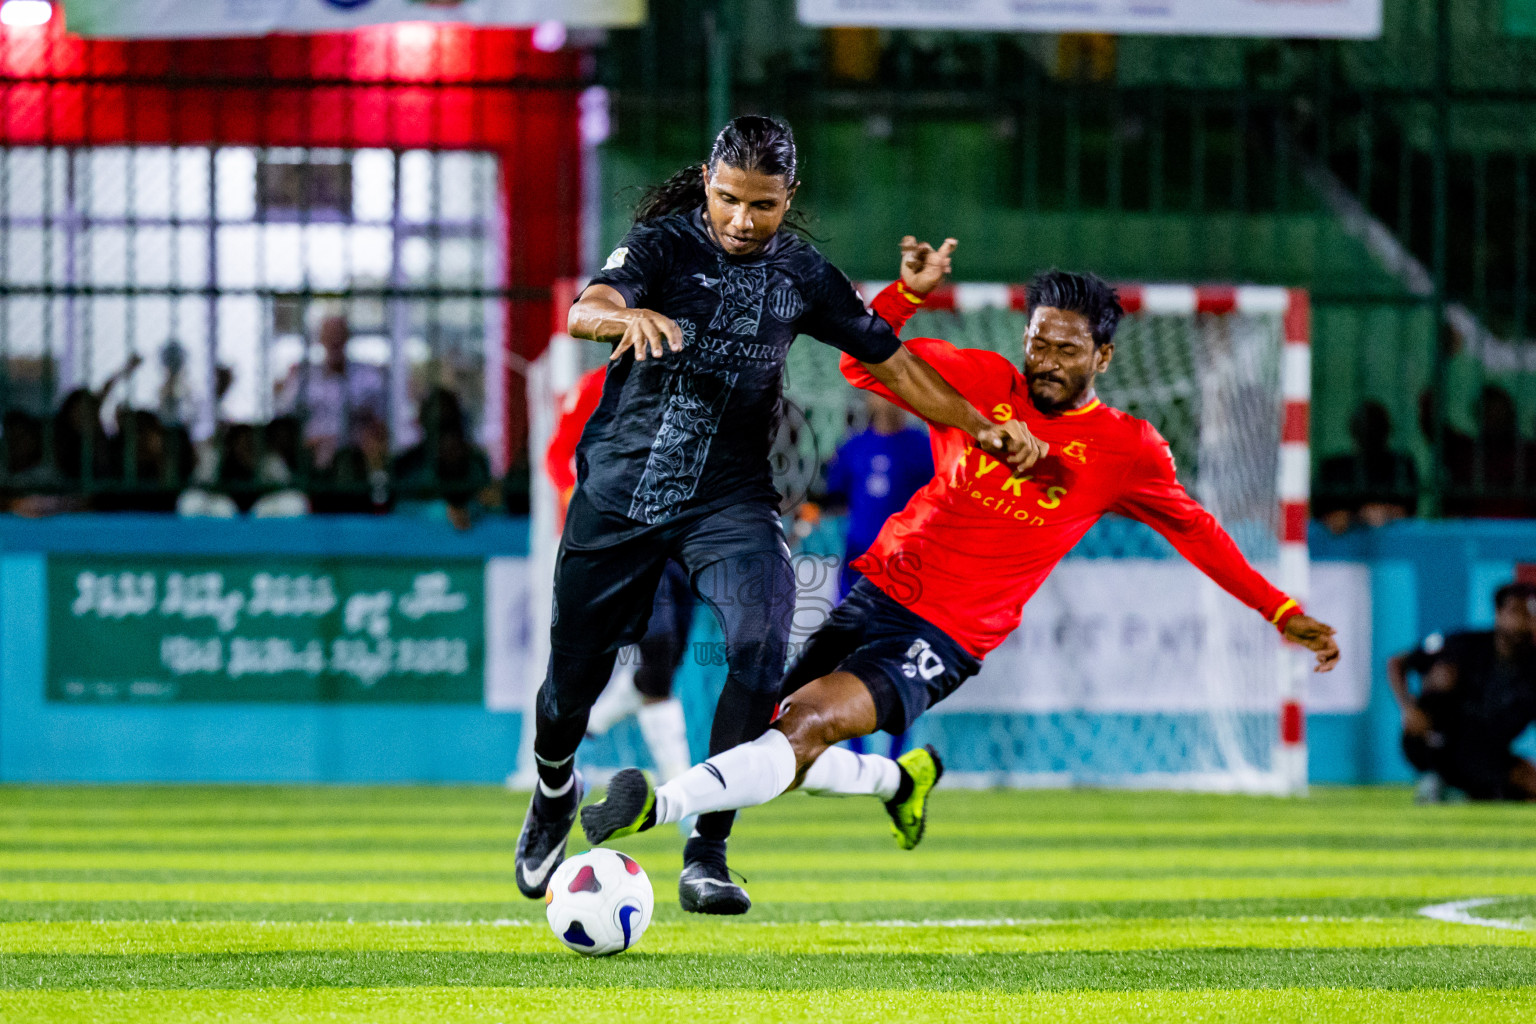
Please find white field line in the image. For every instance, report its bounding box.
[1417,898,1530,931]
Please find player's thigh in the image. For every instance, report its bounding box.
[774,671,881,766]
[634,566,690,698]
[677,502,796,648]
[550,494,671,655]
[778,587,876,703]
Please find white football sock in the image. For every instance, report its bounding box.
[585,653,643,736]
[637,698,692,783]
[654,730,797,825]
[800,746,902,801]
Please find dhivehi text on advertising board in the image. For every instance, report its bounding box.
[48,557,484,703]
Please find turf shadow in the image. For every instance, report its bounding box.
[4,947,1534,992]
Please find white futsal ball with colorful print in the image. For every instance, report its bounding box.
[544,848,654,956]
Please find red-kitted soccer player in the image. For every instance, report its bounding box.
[581,265,1340,877]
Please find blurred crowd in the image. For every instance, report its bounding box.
[1316,385,1536,533]
[0,314,509,529]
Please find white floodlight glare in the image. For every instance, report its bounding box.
[0,0,53,28]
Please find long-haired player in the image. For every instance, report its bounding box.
[516,115,1043,915]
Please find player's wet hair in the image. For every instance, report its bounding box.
[1025,271,1125,347]
[634,114,808,231]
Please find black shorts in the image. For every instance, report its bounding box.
[550,486,788,657]
[779,579,981,735]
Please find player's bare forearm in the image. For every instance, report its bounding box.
[861,346,1046,470]
[568,284,684,361]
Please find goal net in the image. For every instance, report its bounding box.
[522,282,1311,795]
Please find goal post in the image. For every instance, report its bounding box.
[523,279,1311,796]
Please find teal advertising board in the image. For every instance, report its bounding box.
[47,556,484,704]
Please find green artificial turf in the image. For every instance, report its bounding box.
[1,786,1533,1022]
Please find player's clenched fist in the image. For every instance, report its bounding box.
[608,309,686,363]
[976,419,1048,475]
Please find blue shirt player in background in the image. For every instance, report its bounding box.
[825,392,935,600]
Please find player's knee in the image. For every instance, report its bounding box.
[772,703,841,770]
[724,640,788,693]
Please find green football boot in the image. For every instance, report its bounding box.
[885,745,944,851]
[580,768,657,844]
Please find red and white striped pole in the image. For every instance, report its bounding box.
[1276,288,1312,795]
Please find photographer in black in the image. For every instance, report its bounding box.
[1388,582,1536,802]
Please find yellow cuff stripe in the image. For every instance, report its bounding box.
[895,282,925,305]
[1269,598,1300,625]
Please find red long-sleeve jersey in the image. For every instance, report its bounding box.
[545,367,606,522]
[848,283,1300,659]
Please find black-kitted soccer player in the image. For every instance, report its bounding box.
[1388,582,1536,802]
[514,115,1042,913]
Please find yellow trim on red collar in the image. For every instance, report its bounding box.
[1060,398,1102,417]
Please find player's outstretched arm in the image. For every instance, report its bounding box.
[568,283,685,362]
[1116,424,1339,671]
[1283,614,1341,673]
[859,347,1047,474]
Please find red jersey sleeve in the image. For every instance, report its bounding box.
[1111,423,1301,632]
[544,368,606,493]
[868,280,926,336]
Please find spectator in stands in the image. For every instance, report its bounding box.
[1419,387,1476,516]
[0,410,47,513]
[1317,400,1418,533]
[96,409,192,513]
[275,313,387,472]
[393,387,492,530]
[1388,582,1536,802]
[178,420,308,519]
[1471,386,1532,518]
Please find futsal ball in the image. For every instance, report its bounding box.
[544,848,654,956]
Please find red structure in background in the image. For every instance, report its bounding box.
[0,17,585,464]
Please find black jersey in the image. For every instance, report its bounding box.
[1404,630,1536,746]
[576,209,902,525]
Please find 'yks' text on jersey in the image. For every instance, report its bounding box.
[580,209,900,524]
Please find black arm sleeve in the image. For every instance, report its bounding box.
[796,257,902,364]
[586,223,672,310]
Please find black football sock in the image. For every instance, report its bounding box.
[531,648,620,798]
[683,834,728,870]
[889,764,915,806]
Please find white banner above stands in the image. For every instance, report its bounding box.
[797,0,1381,39]
[62,0,646,38]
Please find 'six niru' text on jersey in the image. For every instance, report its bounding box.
[579,209,902,525]
[844,284,1301,659]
